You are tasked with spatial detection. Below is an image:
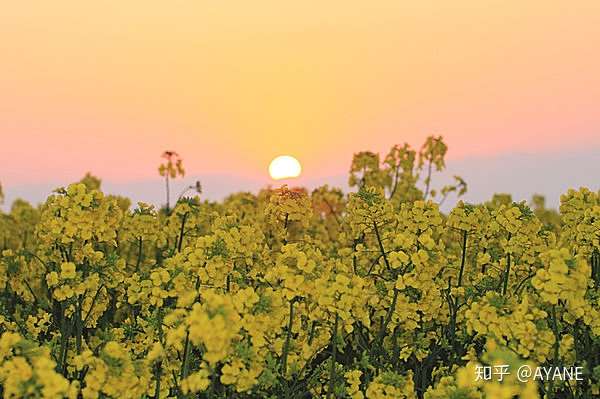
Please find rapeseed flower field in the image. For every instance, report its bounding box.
[0,137,598,398]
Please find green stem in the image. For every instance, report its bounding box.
[502,233,512,296]
[378,288,399,346]
[136,237,143,272]
[283,213,289,245]
[307,321,317,346]
[373,220,398,345]
[392,326,400,370]
[180,331,192,382]
[592,249,600,286]
[373,222,391,270]
[154,361,163,399]
[551,305,560,364]
[389,163,401,200]
[328,313,339,399]
[457,230,468,287]
[75,297,83,354]
[58,305,71,375]
[177,212,188,253]
[550,305,561,395]
[423,157,433,200]
[83,285,105,325]
[179,277,200,394]
[154,310,165,399]
[165,174,170,214]
[281,298,296,376]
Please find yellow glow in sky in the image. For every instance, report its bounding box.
[1,1,599,185]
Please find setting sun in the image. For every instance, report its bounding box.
[268,155,302,180]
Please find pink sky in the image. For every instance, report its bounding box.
[1,1,599,189]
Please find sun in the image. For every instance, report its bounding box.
[269,155,302,180]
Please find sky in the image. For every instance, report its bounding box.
[1,1,599,208]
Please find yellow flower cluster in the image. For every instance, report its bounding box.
[73,341,151,399]
[455,339,540,399]
[533,249,589,308]
[365,370,416,399]
[345,369,364,399]
[0,332,75,398]
[560,188,600,255]
[466,293,555,362]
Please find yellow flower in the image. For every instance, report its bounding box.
[60,262,76,280]
[46,272,59,287]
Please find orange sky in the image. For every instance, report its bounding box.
[1,1,599,186]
